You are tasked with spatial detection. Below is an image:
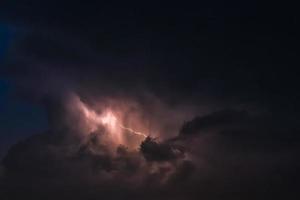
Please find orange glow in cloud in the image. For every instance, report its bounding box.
[100,111,118,132]
[75,96,147,147]
[98,110,122,144]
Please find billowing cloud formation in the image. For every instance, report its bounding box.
[1,2,300,199]
[1,97,299,200]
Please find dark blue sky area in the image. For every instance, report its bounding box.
[0,24,47,157]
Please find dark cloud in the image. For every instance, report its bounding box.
[2,1,299,108]
[140,137,185,162]
[0,1,300,200]
[1,108,299,199]
[0,130,186,199]
[179,109,300,147]
[179,109,249,136]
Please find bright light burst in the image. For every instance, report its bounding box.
[77,98,146,146]
[99,111,118,132]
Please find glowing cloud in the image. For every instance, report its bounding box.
[74,95,147,147]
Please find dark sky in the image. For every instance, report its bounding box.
[0,1,299,200]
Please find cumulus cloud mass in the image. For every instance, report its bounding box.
[0,2,300,200]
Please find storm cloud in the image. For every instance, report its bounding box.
[1,1,300,200]
[1,105,299,200]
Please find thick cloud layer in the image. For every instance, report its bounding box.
[1,2,300,200]
[1,105,299,200]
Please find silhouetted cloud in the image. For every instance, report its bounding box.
[140,137,185,162]
[1,1,300,200]
[1,106,299,199]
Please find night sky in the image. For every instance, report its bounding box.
[0,1,299,200]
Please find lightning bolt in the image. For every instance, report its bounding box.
[119,125,147,138]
